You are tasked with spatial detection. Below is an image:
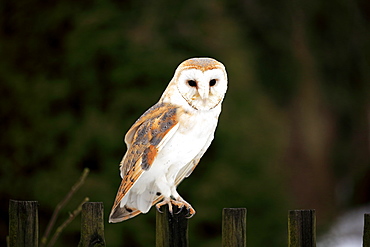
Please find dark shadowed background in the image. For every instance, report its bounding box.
[1,0,369,246]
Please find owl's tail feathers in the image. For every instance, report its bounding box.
[109,190,153,223]
[109,204,142,223]
[109,194,165,223]
[109,191,142,223]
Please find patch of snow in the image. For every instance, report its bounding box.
[317,205,370,247]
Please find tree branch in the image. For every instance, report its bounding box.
[47,197,90,247]
[40,168,90,247]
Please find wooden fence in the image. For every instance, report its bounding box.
[7,200,370,247]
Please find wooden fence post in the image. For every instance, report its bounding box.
[8,200,39,247]
[156,205,189,247]
[364,214,370,247]
[222,208,247,247]
[288,210,316,247]
[78,202,106,247]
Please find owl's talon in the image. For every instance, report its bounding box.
[186,207,196,219]
[156,198,173,215]
[171,198,196,218]
[156,197,196,218]
[155,205,163,214]
[175,205,184,214]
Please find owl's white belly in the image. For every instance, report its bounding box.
[129,109,218,210]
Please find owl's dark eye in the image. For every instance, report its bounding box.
[187,80,197,87]
[209,79,217,86]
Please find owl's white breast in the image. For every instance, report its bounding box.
[132,105,221,194]
[158,106,220,170]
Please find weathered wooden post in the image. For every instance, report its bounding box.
[78,202,106,247]
[222,208,247,247]
[364,213,370,247]
[8,200,39,247]
[156,205,189,247]
[288,210,316,247]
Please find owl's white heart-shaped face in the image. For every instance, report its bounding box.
[161,58,228,111]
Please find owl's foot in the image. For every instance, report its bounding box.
[172,198,196,219]
[156,198,174,214]
[156,197,196,219]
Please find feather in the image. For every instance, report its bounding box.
[109,103,180,223]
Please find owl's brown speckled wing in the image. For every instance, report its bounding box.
[109,102,181,221]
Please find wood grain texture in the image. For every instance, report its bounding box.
[156,205,189,247]
[9,200,39,247]
[78,202,106,247]
[222,208,247,247]
[364,214,370,247]
[288,210,316,247]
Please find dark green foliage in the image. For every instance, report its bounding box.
[1,0,369,246]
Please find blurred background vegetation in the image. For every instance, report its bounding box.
[1,0,369,246]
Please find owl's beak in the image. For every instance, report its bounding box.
[198,86,209,100]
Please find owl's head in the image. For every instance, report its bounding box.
[162,58,228,111]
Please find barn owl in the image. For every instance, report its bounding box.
[109,57,228,223]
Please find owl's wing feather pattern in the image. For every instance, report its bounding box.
[111,133,206,222]
[109,103,181,222]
